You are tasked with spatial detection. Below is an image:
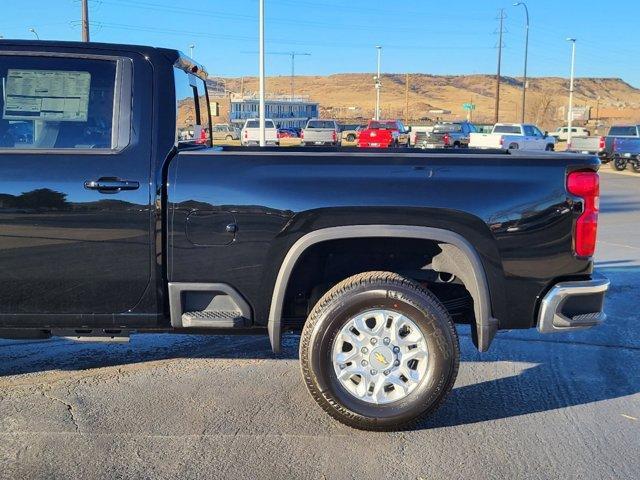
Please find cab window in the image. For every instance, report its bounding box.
[0,55,119,150]
[174,67,210,146]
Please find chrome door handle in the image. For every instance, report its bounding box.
[84,178,140,193]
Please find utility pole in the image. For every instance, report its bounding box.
[566,38,577,149]
[258,0,265,147]
[494,9,506,124]
[374,46,382,120]
[513,2,529,122]
[81,0,90,42]
[405,73,410,123]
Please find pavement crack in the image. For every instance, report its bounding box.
[40,389,79,432]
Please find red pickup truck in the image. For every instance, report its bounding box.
[357,119,410,148]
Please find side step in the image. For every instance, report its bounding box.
[181,310,248,328]
[168,283,252,328]
[51,328,131,343]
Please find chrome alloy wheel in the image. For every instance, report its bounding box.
[331,309,428,404]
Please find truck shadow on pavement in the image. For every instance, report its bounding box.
[0,266,637,431]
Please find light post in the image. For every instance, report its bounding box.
[374,46,382,120]
[513,2,529,123]
[189,44,195,57]
[258,0,266,147]
[28,28,39,40]
[566,38,576,149]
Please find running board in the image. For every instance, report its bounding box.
[168,283,252,328]
[51,328,131,343]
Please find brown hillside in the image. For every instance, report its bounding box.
[221,74,640,128]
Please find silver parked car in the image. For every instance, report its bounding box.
[212,123,240,141]
[301,119,340,146]
[415,121,476,148]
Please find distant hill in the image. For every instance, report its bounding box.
[221,74,640,128]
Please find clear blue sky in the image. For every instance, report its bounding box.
[2,0,638,87]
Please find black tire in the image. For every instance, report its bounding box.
[346,134,356,142]
[613,156,628,171]
[545,143,555,151]
[508,143,519,150]
[299,271,460,431]
[631,160,640,173]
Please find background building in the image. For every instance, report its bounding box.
[229,94,319,129]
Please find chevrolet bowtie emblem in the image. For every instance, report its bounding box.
[374,351,389,366]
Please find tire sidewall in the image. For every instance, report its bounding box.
[304,282,457,427]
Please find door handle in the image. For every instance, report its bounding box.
[84,178,140,193]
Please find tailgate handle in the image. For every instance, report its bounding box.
[84,177,140,193]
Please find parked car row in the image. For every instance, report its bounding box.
[233,118,640,167]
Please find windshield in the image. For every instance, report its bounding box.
[493,125,522,134]
[307,120,335,129]
[433,123,462,133]
[245,120,275,129]
[368,121,397,130]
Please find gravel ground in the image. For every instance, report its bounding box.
[0,169,638,480]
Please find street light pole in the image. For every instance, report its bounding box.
[374,46,382,120]
[28,28,40,40]
[258,0,266,147]
[514,2,529,123]
[566,38,576,149]
[189,44,195,57]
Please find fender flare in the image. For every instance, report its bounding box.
[268,225,498,353]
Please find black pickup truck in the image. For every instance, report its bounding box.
[0,40,609,430]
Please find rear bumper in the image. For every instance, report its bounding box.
[537,273,610,334]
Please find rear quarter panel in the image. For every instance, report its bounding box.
[166,149,597,331]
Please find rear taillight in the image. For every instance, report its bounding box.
[443,133,450,146]
[567,170,600,257]
[244,130,248,139]
[500,137,504,146]
[332,131,337,142]
[300,130,304,139]
[598,136,605,151]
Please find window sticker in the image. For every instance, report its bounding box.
[3,69,91,122]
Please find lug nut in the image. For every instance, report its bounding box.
[383,337,390,345]
[361,360,368,366]
[383,369,390,376]
[393,346,400,353]
[394,359,400,367]
[361,347,368,354]
[370,369,378,375]
[370,338,377,345]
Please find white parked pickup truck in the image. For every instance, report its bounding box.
[469,123,556,151]
[241,118,279,146]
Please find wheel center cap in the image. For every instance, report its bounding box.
[369,346,394,370]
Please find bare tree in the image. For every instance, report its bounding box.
[528,92,556,129]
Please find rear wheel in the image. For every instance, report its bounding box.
[300,271,460,431]
[631,160,640,173]
[508,143,519,150]
[545,144,555,151]
[346,134,356,142]
[613,156,628,171]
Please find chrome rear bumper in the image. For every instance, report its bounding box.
[537,273,610,334]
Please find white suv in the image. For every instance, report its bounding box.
[241,118,279,146]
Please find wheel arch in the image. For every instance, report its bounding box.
[268,225,498,354]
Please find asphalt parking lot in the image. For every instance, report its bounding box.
[0,168,638,480]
